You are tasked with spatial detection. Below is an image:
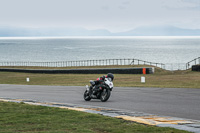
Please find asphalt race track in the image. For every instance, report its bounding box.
[0,84,199,120]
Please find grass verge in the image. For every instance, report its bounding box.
[0,101,190,133]
[0,65,199,88]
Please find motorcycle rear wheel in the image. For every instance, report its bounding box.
[83,90,91,101]
[100,89,111,102]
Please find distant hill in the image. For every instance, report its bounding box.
[0,27,111,37]
[114,26,200,36]
[0,26,200,36]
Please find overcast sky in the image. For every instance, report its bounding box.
[0,0,200,32]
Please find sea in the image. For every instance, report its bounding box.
[0,36,200,66]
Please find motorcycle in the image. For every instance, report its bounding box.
[83,77,114,102]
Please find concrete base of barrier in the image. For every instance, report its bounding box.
[192,65,200,72]
[0,67,154,74]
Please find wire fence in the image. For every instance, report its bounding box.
[186,57,200,70]
[0,57,199,71]
[164,63,187,71]
[0,58,165,68]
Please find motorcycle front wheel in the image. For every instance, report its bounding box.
[100,89,111,102]
[83,90,91,101]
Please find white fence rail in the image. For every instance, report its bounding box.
[0,58,165,69]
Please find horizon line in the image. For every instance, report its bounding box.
[0,36,200,39]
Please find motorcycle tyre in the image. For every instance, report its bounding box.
[100,89,111,102]
[83,90,91,101]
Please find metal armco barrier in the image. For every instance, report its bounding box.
[0,68,154,74]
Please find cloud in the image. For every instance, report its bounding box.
[118,1,131,10]
[163,0,200,10]
[181,0,200,4]
[122,1,131,5]
[0,0,199,32]
[101,6,110,11]
[118,6,126,10]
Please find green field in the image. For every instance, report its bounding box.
[0,101,190,133]
[0,65,197,132]
[0,65,199,88]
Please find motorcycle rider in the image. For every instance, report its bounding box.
[91,73,114,95]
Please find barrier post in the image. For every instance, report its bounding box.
[143,68,146,74]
